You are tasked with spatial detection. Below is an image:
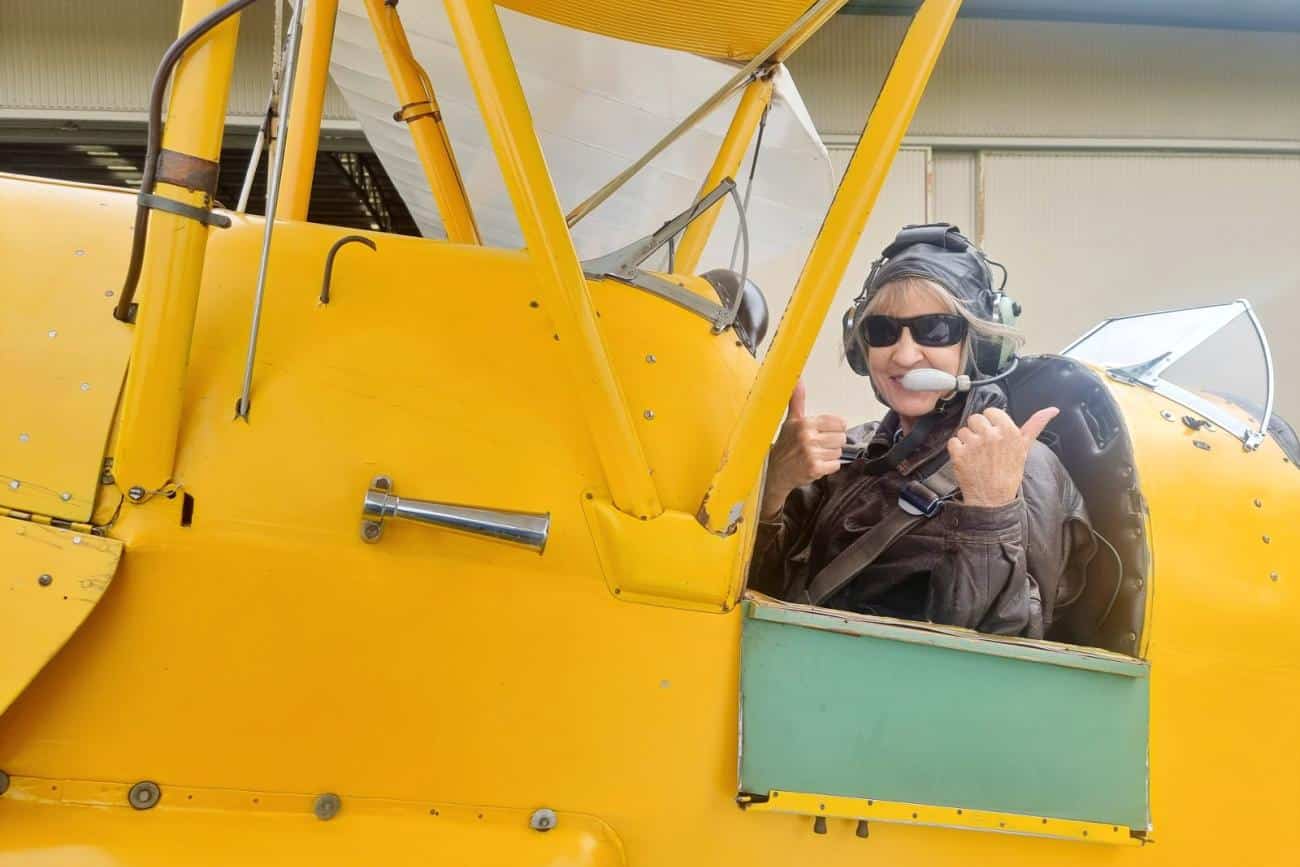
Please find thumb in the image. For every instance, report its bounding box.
[1020,406,1060,443]
[788,380,807,421]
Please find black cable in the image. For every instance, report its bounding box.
[729,100,771,270]
[1093,528,1128,629]
[114,0,264,323]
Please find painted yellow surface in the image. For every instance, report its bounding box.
[364,0,479,243]
[745,790,1143,846]
[445,0,661,520]
[1,0,1298,863]
[112,0,242,498]
[700,0,962,533]
[277,0,341,221]
[497,0,833,61]
[0,177,134,522]
[0,775,624,867]
[0,516,121,715]
[2,167,1297,867]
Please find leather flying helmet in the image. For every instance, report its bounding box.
[842,223,1020,381]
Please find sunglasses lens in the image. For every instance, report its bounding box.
[863,315,902,346]
[912,314,966,346]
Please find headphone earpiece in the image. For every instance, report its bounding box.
[841,301,870,376]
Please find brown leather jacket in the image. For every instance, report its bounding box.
[748,387,1095,638]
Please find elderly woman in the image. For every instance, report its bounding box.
[749,224,1094,638]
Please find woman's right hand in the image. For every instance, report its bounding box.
[761,382,848,520]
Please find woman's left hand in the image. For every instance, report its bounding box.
[947,407,1059,507]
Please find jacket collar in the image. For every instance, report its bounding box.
[866,386,1008,476]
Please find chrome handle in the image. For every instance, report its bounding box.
[359,475,549,553]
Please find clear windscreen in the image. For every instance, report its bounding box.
[1065,301,1273,441]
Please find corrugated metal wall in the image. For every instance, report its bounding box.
[0,0,352,121]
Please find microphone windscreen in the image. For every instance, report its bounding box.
[901,369,959,392]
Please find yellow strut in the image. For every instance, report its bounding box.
[442,0,662,519]
[365,0,480,244]
[113,0,243,497]
[277,0,339,220]
[672,74,774,275]
[698,0,963,534]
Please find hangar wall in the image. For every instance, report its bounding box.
[789,15,1300,425]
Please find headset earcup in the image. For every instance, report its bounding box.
[995,294,1021,369]
[842,306,870,375]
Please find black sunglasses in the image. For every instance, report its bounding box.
[862,313,968,348]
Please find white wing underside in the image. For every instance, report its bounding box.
[329,0,834,277]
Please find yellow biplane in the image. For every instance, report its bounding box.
[1,1,1297,864]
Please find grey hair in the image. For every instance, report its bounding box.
[862,276,1024,367]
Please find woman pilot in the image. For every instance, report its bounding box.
[749,223,1095,638]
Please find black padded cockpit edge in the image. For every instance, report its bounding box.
[1004,355,1151,656]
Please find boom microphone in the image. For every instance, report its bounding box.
[900,357,1020,393]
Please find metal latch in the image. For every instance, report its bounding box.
[359,475,549,553]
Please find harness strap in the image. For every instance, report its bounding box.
[800,463,959,608]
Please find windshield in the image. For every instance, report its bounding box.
[1064,300,1275,450]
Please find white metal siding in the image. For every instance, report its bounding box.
[933,150,976,232]
[980,151,1300,421]
[0,0,352,121]
[789,15,1300,141]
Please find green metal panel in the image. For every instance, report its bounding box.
[740,600,1150,829]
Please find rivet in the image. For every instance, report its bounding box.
[643,410,655,420]
[18,433,29,443]
[528,300,539,308]
[80,383,91,392]
[1254,499,1263,508]
[72,536,82,545]
[8,480,19,491]
[1271,572,1280,582]
[127,486,146,502]
[529,807,557,831]
[128,780,161,810]
[856,819,870,838]
[59,492,72,502]
[38,574,52,587]
[1159,410,1176,422]
[1134,579,1144,590]
[1262,535,1271,544]
[1193,439,1211,451]
[48,330,57,338]
[1128,632,1137,642]
[313,792,341,821]
[74,249,86,256]
[813,816,827,834]
[645,354,657,364]
[361,522,382,542]
[105,290,115,297]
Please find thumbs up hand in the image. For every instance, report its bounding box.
[761,381,849,520]
[947,407,1059,508]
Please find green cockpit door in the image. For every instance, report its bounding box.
[738,597,1151,846]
